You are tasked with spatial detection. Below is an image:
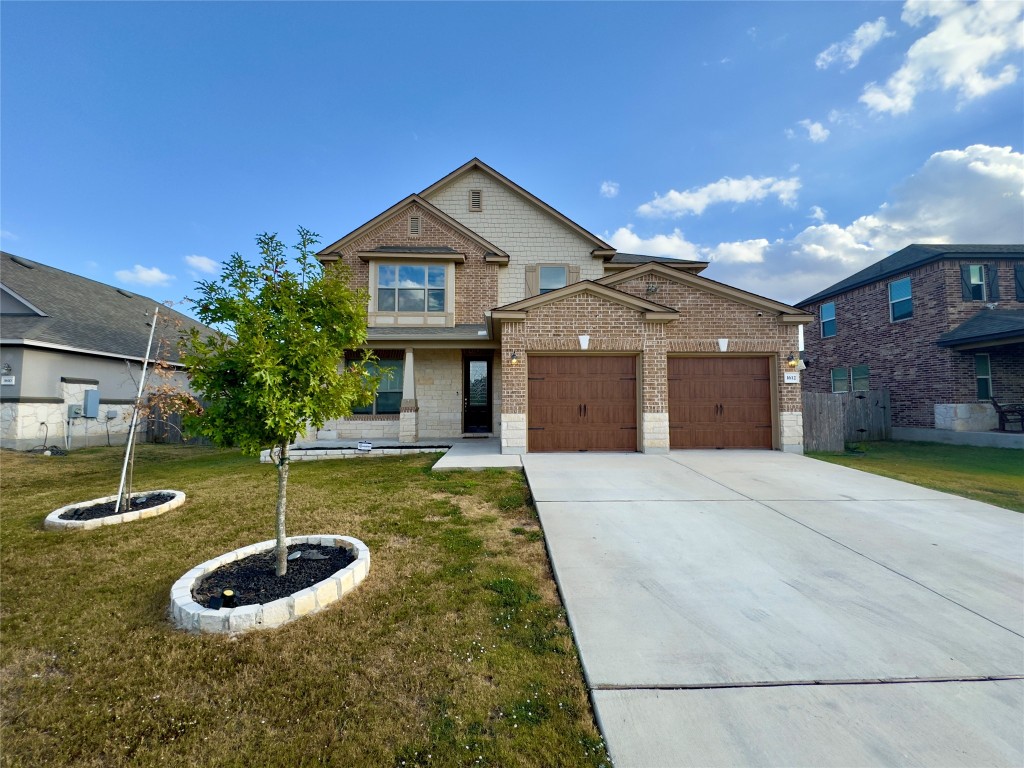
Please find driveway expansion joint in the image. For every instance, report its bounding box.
[591,674,1024,692]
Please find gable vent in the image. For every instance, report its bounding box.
[469,189,482,212]
[409,215,421,236]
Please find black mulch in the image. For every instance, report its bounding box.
[58,492,176,521]
[192,544,356,608]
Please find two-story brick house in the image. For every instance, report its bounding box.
[316,159,812,454]
[797,244,1024,434]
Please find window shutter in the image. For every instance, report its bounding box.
[986,263,1000,300]
[525,265,539,297]
[567,265,580,285]
[1015,264,1024,301]
[960,265,973,300]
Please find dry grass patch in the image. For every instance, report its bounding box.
[1,445,608,767]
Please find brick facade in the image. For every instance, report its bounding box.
[801,257,1024,429]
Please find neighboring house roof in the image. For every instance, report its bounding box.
[599,262,813,323]
[798,244,1024,306]
[0,251,208,363]
[419,158,616,259]
[317,193,510,264]
[605,252,709,274]
[936,309,1024,349]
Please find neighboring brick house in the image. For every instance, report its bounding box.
[797,244,1024,433]
[316,159,812,454]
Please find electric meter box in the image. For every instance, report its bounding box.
[68,404,83,418]
[83,390,100,418]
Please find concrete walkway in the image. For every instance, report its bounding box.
[522,451,1024,767]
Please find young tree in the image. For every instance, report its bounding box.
[181,228,376,576]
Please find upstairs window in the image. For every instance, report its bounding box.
[960,264,999,302]
[351,359,403,415]
[820,302,836,338]
[539,266,568,294]
[377,264,446,312]
[888,277,912,321]
[975,353,992,400]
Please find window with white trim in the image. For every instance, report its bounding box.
[820,302,836,338]
[351,359,403,415]
[975,353,992,400]
[377,264,446,312]
[888,277,912,321]
[831,367,850,393]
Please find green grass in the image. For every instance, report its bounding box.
[809,440,1024,512]
[0,445,608,767]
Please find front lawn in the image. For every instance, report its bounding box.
[809,440,1024,512]
[0,445,608,767]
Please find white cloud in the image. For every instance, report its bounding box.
[608,144,1023,305]
[861,0,1024,114]
[607,226,702,260]
[115,264,175,286]
[797,119,831,143]
[184,254,219,275]
[637,175,801,217]
[600,181,620,199]
[816,17,893,70]
[0,229,17,241]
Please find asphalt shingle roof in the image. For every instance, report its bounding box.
[367,324,490,341]
[1,252,212,362]
[798,244,1024,307]
[608,252,708,267]
[936,309,1024,347]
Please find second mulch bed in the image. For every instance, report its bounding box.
[192,543,355,608]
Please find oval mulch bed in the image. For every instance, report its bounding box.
[58,492,176,521]
[44,490,186,531]
[193,543,355,608]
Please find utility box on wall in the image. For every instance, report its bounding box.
[83,390,100,418]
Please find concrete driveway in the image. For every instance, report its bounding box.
[522,451,1024,767]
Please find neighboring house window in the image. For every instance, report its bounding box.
[377,264,446,312]
[851,365,870,391]
[975,354,992,400]
[539,266,568,294]
[830,367,850,393]
[888,277,912,321]
[469,189,482,212]
[351,359,403,415]
[820,302,836,338]
[960,263,999,301]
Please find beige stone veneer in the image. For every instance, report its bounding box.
[169,535,370,634]
[44,490,185,531]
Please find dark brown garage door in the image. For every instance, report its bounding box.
[528,356,637,452]
[669,357,773,449]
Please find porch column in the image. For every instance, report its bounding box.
[399,347,418,443]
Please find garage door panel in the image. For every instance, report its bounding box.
[669,357,773,450]
[528,356,637,452]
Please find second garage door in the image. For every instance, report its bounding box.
[528,356,637,452]
[669,357,773,449]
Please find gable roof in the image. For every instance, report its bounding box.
[798,244,1024,306]
[316,193,509,264]
[0,251,209,363]
[599,262,812,323]
[936,309,1024,349]
[605,252,709,273]
[420,158,615,258]
[491,280,677,322]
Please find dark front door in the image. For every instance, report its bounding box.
[463,355,492,433]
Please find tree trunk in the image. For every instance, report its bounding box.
[275,442,289,577]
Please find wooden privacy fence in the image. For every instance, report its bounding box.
[146,400,210,446]
[802,389,891,452]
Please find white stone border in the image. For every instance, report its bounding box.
[44,490,186,531]
[169,535,370,634]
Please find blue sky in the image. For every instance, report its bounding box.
[2,1,1022,307]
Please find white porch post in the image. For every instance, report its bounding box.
[399,347,418,443]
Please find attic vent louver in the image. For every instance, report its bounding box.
[409,215,421,236]
[10,256,35,269]
[116,288,134,298]
[469,189,482,212]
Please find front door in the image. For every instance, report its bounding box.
[463,355,492,433]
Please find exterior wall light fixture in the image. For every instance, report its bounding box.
[509,351,519,366]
